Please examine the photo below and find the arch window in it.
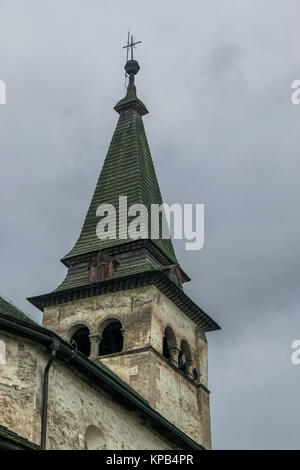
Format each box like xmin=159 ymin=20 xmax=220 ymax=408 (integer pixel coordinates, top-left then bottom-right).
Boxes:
xmin=99 ymin=321 xmax=123 ymax=356
xmin=70 ymin=326 xmax=91 ymax=357
xmin=162 ymin=326 xmax=176 ymax=361
xmin=178 ymin=340 xmax=192 ymax=375
xmin=163 ymin=336 xmax=171 ymax=360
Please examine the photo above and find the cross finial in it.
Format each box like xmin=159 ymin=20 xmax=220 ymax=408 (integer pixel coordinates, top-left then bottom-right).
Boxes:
xmin=123 ymin=32 xmax=142 ymax=62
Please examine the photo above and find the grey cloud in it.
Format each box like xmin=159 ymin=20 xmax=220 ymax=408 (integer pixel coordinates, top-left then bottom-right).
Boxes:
xmin=0 ymin=0 xmax=300 ymax=449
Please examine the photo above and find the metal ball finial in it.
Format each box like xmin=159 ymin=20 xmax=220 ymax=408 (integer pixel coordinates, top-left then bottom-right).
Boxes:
xmin=125 ymin=59 xmax=140 ymax=76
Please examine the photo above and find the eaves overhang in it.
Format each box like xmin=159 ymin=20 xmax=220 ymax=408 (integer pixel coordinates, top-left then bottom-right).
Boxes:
xmin=27 ymin=271 xmax=220 ymax=332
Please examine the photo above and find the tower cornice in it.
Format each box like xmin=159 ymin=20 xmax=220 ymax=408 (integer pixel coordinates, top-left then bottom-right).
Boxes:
xmin=27 ymin=271 xmax=220 ymax=332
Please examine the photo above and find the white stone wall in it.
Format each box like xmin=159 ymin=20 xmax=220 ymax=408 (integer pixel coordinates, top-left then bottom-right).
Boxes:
xmin=42 ymin=285 xmax=212 ymax=448
xmin=0 ymin=330 xmax=177 ymax=450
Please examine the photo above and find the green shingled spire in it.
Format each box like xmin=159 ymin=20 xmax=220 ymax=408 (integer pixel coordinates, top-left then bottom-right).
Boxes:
xmin=27 ymin=57 xmax=221 ymax=334
xmin=63 ymin=64 xmax=178 ymax=265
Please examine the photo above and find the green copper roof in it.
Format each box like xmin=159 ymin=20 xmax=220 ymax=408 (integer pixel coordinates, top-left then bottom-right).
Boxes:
xmin=63 ymin=82 xmax=178 ymax=265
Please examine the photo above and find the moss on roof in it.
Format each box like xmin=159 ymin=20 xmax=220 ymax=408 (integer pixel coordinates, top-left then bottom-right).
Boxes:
xmin=114 ymin=83 xmax=149 ymax=115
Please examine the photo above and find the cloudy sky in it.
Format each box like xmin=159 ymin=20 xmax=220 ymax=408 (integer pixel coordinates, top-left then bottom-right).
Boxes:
xmin=0 ymin=0 xmax=300 ymax=449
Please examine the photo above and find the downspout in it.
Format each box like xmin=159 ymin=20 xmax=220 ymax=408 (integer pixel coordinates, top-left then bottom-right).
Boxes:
xmin=41 ymin=339 xmax=60 ymax=450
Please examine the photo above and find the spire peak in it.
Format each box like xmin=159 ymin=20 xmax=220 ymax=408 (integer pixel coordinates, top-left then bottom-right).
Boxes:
xmin=123 ymin=32 xmax=142 ymax=87
xmin=115 ymin=34 xmax=148 ymax=116
xmin=123 ymin=32 xmax=142 ymax=63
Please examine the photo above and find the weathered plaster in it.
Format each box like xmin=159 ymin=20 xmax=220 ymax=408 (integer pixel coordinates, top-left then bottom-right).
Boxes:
xmin=0 ymin=331 xmax=177 ymax=450
xmin=43 ymin=285 xmax=212 ymax=448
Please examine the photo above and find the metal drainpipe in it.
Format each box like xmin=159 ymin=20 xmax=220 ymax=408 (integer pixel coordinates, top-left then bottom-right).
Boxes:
xmin=41 ymin=340 xmax=60 ymax=450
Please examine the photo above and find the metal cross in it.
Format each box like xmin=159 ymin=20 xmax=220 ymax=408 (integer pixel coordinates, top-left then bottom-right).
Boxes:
xmin=123 ymin=32 xmax=142 ymax=62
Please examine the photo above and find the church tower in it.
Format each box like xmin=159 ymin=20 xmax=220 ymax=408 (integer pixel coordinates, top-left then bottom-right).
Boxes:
xmin=28 ymin=50 xmax=220 ymax=450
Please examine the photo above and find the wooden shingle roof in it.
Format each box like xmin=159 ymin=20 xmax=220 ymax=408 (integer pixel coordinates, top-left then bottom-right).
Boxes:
xmin=63 ymin=82 xmax=178 ymax=266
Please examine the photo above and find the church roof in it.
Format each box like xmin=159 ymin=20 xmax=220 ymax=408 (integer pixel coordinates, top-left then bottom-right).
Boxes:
xmin=62 ymin=77 xmax=178 ymax=266
xmin=0 ymin=295 xmax=37 ymax=326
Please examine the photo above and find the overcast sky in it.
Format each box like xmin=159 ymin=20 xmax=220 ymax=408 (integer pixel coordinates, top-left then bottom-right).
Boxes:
xmin=0 ymin=0 xmax=300 ymax=450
